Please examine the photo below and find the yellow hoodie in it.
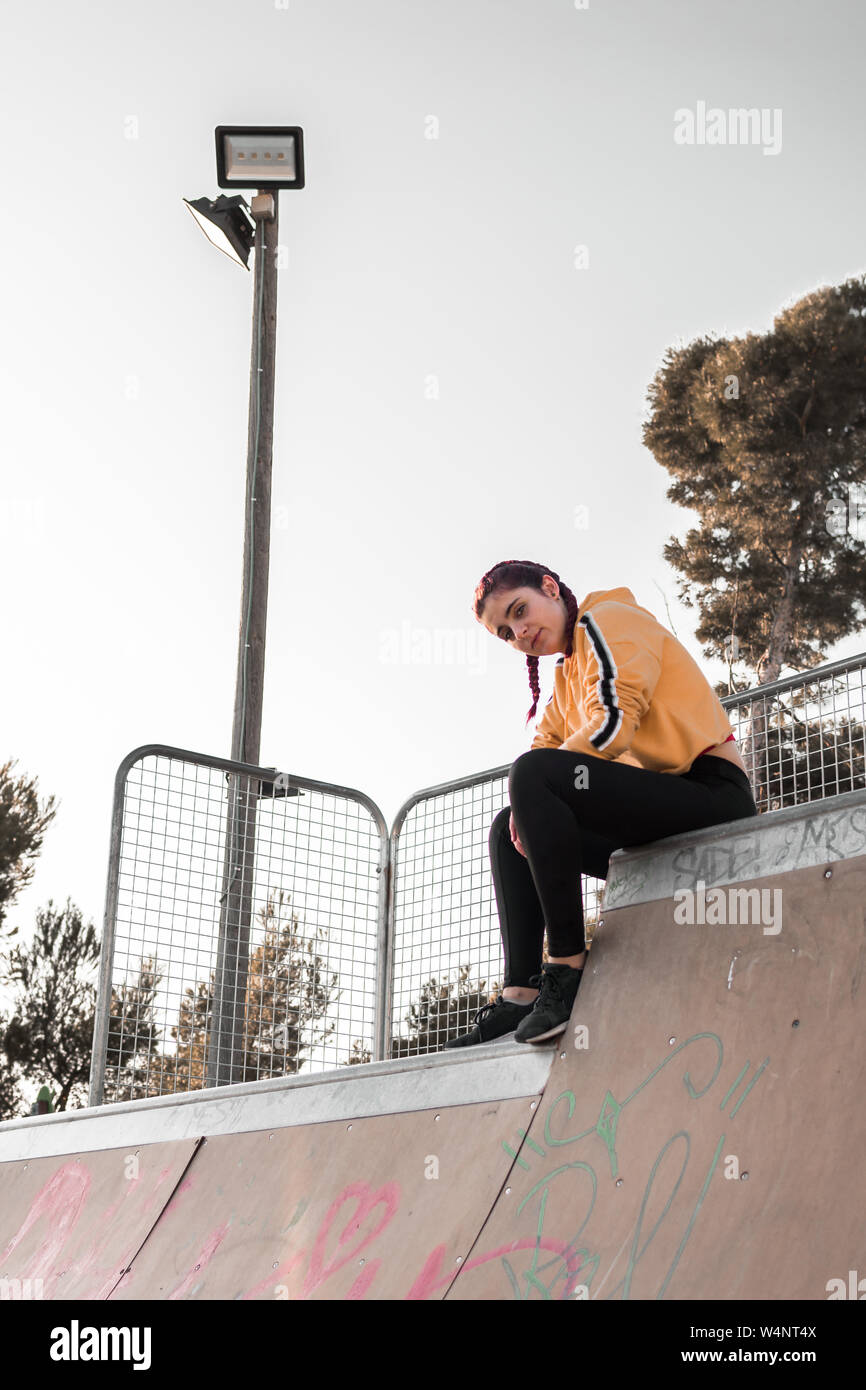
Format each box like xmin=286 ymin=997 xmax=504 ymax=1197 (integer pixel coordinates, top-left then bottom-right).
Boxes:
xmin=529 ymin=587 xmax=735 ymax=776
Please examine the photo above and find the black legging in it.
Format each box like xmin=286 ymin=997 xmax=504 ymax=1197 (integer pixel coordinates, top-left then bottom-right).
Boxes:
xmin=490 ymin=749 xmax=758 ymax=986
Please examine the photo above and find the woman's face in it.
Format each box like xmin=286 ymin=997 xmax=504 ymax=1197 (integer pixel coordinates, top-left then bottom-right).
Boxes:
xmin=481 ymin=577 xmax=567 ymax=656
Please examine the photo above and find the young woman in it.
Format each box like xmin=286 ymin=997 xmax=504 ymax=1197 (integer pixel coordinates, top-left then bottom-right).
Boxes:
xmin=445 ymin=559 xmax=758 ymax=1049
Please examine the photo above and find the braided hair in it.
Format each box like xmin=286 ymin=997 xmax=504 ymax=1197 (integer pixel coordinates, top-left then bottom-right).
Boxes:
xmin=472 ymin=560 xmax=579 ymax=728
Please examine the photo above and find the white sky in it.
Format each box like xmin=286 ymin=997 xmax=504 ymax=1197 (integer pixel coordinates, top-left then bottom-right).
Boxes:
xmin=2 ymin=0 xmax=866 ymax=962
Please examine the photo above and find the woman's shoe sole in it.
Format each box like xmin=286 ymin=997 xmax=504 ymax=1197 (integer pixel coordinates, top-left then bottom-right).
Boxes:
xmin=519 ymin=1021 xmax=568 ymax=1044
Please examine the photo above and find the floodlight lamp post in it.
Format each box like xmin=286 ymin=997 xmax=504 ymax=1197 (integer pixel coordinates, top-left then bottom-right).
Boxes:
xmin=184 ymin=126 xmax=305 ymax=769
xmin=184 ymin=126 xmax=305 ymax=1088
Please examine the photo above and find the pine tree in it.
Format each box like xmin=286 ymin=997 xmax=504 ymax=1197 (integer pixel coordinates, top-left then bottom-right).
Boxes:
xmin=644 ymin=275 xmax=866 ymax=683
xmin=0 ymin=1034 xmax=23 ymax=1120
xmin=240 ymin=888 xmax=340 ymax=1080
xmin=1 ymin=899 xmax=99 ymax=1112
xmin=643 ymin=274 xmax=866 ymax=802
xmin=142 ymin=888 xmax=341 ymax=1095
xmin=388 ymin=965 xmax=499 ymax=1058
xmin=104 ymin=956 xmax=164 ymax=1101
xmin=0 ymin=760 xmax=57 ymax=931
xmin=159 ymin=975 xmax=213 ymax=1095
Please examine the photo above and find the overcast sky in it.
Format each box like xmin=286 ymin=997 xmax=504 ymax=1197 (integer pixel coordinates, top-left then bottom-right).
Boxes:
xmin=2 ymin=0 xmax=865 ymax=955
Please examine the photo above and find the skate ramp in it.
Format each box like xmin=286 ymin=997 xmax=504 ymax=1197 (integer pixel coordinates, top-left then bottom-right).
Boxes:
xmin=0 ymin=1048 xmax=552 ymax=1300
xmin=1 ymin=788 xmax=864 ymax=1300
xmin=0 ymin=1140 xmax=200 ymax=1299
xmin=447 ymin=853 xmax=866 ymax=1299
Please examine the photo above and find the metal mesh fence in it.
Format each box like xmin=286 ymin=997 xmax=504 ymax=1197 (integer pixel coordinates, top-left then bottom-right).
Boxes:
xmin=91 ymin=748 xmax=387 ymax=1105
xmin=92 ymin=653 xmax=866 ymax=1098
xmin=386 ymin=651 xmax=866 ymax=1055
xmin=720 ymin=653 xmax=866 ymax=813
xmin=386 ymin=771 xmax=605 ymax=1058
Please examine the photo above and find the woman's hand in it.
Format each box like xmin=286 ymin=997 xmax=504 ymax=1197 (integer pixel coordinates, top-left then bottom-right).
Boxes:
xmin=510 ymin=812 xmax=527 ymax=857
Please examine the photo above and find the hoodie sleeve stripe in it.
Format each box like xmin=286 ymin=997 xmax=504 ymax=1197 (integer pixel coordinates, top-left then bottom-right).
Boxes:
xmin=579 ymin=612 xmax=623 ymax=749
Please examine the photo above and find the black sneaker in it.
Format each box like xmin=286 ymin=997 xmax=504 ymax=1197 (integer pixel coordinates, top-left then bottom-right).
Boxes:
xmin=514 ymin=962 xmax=584 ymax=1044
xmin=443 ymin=995 xmax=534 ymax=1048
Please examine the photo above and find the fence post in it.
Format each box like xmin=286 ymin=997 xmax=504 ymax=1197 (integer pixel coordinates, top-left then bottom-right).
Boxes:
xmin=206 ymin=769 xmax=259 ymax=1088
xmin=88 ymin=752 xmax=136 ymax=1108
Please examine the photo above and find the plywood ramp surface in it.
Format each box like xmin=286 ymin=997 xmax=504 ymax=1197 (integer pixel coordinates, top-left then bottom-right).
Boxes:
xmin=107 ymin=1097 xmax=537 ymax=1300
xmin=445 ymin=856 xmax=866 ymax=1300
xmin=0 ymin=1140 xmax=200 ymax=1299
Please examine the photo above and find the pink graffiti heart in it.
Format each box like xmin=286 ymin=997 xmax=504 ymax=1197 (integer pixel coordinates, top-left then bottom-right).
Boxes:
xmin=302 ymin=1181 xmax=399 ymax=1297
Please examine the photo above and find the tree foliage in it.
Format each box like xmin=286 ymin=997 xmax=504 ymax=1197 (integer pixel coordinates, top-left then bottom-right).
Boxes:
xmin=345 ymin=966 xmax=496 ymax=1065
xmin=0 ymin=759 xmax=57 ymax=931
xmin=105 ymin=888 xmax=341 ymax=1100
xmin=643 ymin=275 xmax=866 ymax=687
xmin=104 ymin=956 xmax=164 ymax=1101
xmin=1 ymin=898 xmax=99 ymax=1113
xmin=0 ymin=1040 xmax=23 ymax=1119
xmin=387 ymin=965 xmax=497 ymax=1058
xmin=241 ymin=888 xmax=340 ymax=1078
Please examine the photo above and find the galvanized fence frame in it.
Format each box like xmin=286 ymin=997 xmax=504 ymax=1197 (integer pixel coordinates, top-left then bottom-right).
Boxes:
xmin=384 ymin=765 xmax=608 ymax=1059
xmin=89 ymin=746 xmax=389 ymax=1106
xmin=716 ymin=651 xmax=866 ymax=812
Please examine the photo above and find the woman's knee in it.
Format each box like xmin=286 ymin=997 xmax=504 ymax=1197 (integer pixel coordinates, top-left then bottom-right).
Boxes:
xmin=489 ymin=804 xmax=512 ymax=845
xmin=508 ymin=748 xmax=547 ymax=801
